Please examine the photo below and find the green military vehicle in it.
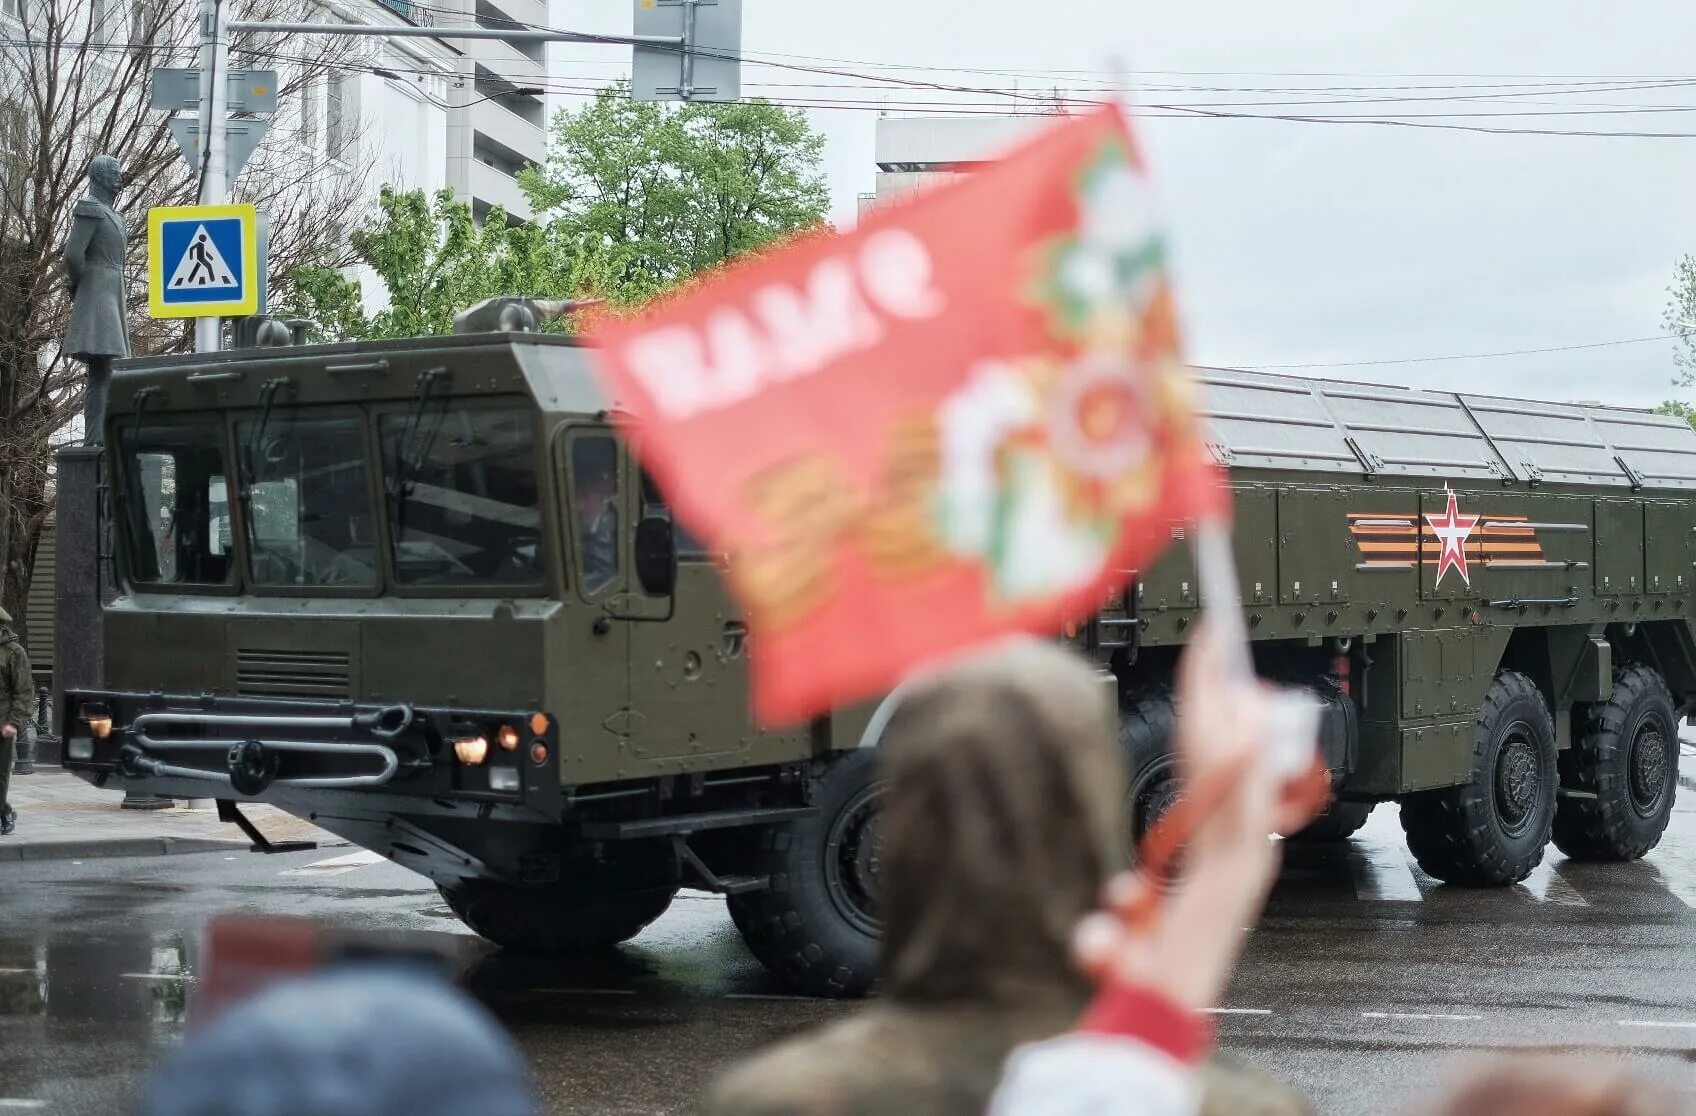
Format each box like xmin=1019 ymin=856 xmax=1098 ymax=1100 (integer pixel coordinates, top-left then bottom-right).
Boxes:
xmin=61 ymin=320 xmax=1694 ymax=997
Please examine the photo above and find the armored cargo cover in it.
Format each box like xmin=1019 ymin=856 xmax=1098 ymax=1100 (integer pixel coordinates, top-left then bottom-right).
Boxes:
xmin=1198 ymin=367 xmax=1696 ymax=490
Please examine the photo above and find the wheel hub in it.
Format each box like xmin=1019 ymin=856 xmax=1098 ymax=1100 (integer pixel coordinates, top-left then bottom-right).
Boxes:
xmin=1629 ymin=724 xmax=1669 ymax=816
xmin=1494 ymin=732 xmax=1541 ymax=827
xmin=824 ymin=786 xmax=882 ymax=935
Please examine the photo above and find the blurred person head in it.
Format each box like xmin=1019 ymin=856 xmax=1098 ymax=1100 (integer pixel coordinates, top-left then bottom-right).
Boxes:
xmin=711 ymin=639 xmax=1310 ymax=1116
xmin=1421 ymin=1057 xmax=1678 ymax=1116
xmin=707 ymin=639 xmax=1122 ymax=1116
xmin=139 ymin=967 xmax=537 ymax=1116
xmin=875 ymin=638 xmax=1125 ymax=1008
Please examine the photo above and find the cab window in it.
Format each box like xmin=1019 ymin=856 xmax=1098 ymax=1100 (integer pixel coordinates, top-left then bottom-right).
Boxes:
xmin=380 ymin=405 xmax=543 ymax=588
xmin=570 ymin=433 xmax=621 ymax=596
xmin=235 ymin=410 xmax=376 ymax=589
xmin=116 ymin=418 xmax=233 ymax=587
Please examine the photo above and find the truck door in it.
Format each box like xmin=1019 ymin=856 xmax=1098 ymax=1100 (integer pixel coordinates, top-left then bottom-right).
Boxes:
xmin=556 ymin=425 xmax=635 ymax=779
xmin=625 ymin=465 xmax=754 ymax=768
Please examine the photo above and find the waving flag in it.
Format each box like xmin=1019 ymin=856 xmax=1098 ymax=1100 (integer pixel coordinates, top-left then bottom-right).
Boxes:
xmin=592 ymin=103 xmax=1223 ymax=724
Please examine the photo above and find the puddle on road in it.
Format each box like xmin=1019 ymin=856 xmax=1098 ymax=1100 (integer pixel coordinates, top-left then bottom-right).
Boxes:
xmin=0 ymin=931 xmax=192 ymax=1027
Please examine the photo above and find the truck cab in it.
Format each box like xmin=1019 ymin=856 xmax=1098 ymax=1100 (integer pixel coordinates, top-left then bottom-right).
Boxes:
xmin=61 ymin=331 xmax=883 ymax=996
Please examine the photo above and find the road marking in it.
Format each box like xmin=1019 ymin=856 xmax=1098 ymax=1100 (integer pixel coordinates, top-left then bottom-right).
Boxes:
xmin=121 ymin=972 xmax=193 ymax=982
xmin=1202 ymin=1008 xmax=1274 ymax=1016
xmin=0 ymin=969 xmax=32 ymax=975
xmin=723 ymin=993 xmax=814 ymax=1002
xmin=280 ymin=849 xmax=385 ymax=877
xmin=1517 ymin=860 xmax=1589 ymax=907
xmin=529 ymin=988 xmax=635 ymax=996
xmin=1618 ymin=1019 xmax=1696 ymax=1029
xmin=0 ymin=1101 xmax=46 ymax=1109
xmin=1639 ymin=862 xmax=1696 ymax=911
xmin=1348 ymin=847 xmax=1425 ymax=902
xmin=1361 ymin=1011 xmax=1483 ymax=1022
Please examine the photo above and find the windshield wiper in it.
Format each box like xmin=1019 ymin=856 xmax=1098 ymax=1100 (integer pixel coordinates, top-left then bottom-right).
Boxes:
xmin=389 ymin=367 xmax=448 ymax=540
xmin=239 ymin=377 xmax=290 ymax=503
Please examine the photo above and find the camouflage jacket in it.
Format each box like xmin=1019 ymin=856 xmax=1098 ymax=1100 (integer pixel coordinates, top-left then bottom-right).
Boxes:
xmin=0 ymin=628 xmax=33 ymax=729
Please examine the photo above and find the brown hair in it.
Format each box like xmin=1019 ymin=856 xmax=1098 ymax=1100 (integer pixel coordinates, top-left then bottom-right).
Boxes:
xmin=876 ymin=638 xmax=1126 ymax=1006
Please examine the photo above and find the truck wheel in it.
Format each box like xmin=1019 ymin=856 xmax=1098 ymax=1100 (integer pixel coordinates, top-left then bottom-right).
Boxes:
xmin=1290 ymin=801 xmax=1373 ymax=842
xmin=439 ymin=880 xmax=676 ymax=952
xmin=1553 ymin=665 xmax=1679 ymax=862
xmin=1119 ymin=691 xmax=1179 ymax=852
xmin=726 ymin=748 xmax=882 ymax=998
xmin=1399 ymin=671 xmax=1557 ymax=886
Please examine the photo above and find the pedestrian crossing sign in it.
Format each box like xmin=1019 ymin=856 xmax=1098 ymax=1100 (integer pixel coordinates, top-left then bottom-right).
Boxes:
xmin=147 ymin=203 xmax=260 ymax=318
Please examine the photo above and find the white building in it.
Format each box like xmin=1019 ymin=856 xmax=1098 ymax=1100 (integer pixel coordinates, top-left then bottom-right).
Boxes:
xmin=433 ymin=0 xmax=548 ymax=225
xmin=861 ymin=115 xmax=1050 ymax=216
xmin=304 ymin=0 xmax=545 ymax=224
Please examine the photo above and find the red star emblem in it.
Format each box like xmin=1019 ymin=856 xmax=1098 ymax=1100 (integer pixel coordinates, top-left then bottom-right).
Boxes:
xmin=1424 ymin=485 xmax=1480 ymax=588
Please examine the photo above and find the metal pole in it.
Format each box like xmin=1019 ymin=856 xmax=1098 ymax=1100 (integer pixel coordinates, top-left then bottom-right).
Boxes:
xmin=194 ymin=0 xmax=229 ymax=353
xmin=227 ymin=20 xmax=681 ymax=46
xmin=679 ymin=0 xmax=696 ymax=100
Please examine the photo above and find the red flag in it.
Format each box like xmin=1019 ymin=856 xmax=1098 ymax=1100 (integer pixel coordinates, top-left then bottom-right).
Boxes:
xmin=592 ymin=103 xmax=1223 ymax=725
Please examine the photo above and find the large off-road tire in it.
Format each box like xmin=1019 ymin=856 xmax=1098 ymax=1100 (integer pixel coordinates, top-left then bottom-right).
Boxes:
xmin=439 ymin=880 xmax=676 ymax=953
xmin=1291 ymin=801 xmax=1373 ymax=842
xmin=726 ymin=748 xmax=882 ymax=998
xmin=1399 ymin=670 xmax=1557 ymax=886
xmin=1553 ymin=664 xmax=1679 ymax=862
xmin=1119 ymin=690 xmax=1179 ymax=853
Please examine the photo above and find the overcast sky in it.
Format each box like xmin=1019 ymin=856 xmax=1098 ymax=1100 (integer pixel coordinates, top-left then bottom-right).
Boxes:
xmin=557 ymin=1 xmax=1696 ymax=409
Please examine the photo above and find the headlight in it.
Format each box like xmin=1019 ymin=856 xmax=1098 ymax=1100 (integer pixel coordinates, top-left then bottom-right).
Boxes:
xmin=488 ymin=768 xmax=520 ymax=793
xmin=497 ymin=724 xmax=521 ymax=752
xmin=452 ymin=736 xmax=489 ymax=765
xmin=82 ymin=703 xmax=113 ymax=739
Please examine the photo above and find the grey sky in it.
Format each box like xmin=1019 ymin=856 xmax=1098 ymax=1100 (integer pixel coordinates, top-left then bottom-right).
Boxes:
xmin=561 ymin=1 xmax=1696 ymax=409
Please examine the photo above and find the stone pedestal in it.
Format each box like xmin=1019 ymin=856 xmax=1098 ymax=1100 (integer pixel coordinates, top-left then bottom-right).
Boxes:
xmin=54 ymin=446 xmax=170 ymax=808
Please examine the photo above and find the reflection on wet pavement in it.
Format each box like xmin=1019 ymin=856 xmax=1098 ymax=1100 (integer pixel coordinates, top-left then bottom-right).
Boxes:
xmin=1 ymin=787 xmax=1695 ymax=1114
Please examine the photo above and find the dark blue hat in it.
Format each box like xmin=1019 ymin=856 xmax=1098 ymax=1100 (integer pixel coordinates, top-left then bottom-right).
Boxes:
xmin=139 ymin=969 xmax=537 ymax=1116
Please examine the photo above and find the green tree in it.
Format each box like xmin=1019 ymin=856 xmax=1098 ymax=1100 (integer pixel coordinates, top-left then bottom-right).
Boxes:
xmin=1660 ymin=256 xmax=1696 ymax=422
xmin=1654 ymin=399 xmax=1696 ymax=431
xmin=286 ymin=86 xmax=830 ymax=340
xmin=279 ymin=187 xmax=599 ymax=341
xmin=520 ymin=84 xmax=829 ymax=300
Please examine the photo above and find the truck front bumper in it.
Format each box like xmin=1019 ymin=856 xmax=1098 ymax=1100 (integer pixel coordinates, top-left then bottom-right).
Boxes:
xmin=60 ymin=689 xmax=563 ymax=821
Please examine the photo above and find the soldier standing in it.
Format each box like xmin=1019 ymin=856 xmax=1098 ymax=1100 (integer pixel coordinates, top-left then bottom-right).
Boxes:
xmin=0 ymin=606 xmax=30 ymax=835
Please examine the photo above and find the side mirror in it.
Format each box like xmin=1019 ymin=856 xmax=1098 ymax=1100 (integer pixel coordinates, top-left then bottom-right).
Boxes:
xmin=634 ymin=512 xmax=677 ymax=597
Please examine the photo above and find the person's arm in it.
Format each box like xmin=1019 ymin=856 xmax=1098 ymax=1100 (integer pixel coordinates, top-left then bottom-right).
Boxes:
xmin=989 ymin=623 xmax=1322 ymax=1116
xmin=62 ymin=214 xmax=96 ymax=293
xmin=989 ymin=983 xmax=1208 ymax=1116
xmin=2 ymin=644 xmax=31 ymax=736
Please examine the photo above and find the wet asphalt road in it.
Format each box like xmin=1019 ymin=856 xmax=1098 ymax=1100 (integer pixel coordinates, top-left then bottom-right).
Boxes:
xmin=3 ymin=776 xmax=1696 ymax=1115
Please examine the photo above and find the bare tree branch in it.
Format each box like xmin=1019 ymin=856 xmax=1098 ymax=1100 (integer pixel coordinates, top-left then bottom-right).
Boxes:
xmin=0 ymin=0 xmax=372 ymax=629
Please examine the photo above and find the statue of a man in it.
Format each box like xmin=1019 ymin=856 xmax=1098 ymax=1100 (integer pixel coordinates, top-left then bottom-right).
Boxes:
xmin=62 ymin=155 xmax=131 ymax=445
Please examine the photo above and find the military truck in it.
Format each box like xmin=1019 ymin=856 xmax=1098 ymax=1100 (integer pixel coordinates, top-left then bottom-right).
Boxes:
xmin=60 ymin=324 xmax=1694 ymax=997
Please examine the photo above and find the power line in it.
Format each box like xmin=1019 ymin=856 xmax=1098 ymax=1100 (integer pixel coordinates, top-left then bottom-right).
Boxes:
xmin=1239 ymin=335 xmax=1676 ymax=370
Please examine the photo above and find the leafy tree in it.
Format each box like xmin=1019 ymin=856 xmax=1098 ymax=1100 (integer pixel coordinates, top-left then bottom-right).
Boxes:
xmin=288 ymin=87 xmax=830 ymax=340
xmin=1654 ymin=400 xmax=1696 ymax=430
xmin=520 ymin=84 xmax=830 ymax=301
xmin=279 ymin=187 xmax=609 ymax=341
xmin=1659 ymin=257 xmax=1696 ymax=425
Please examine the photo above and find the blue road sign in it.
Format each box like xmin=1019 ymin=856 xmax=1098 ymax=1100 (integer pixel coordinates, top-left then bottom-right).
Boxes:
xmin=148 ymin=203 xmax=259 ymax=318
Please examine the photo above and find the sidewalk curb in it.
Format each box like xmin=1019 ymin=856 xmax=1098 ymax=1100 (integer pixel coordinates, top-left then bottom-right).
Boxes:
xmin=0 ymin=836 xmax=250 ymax=862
